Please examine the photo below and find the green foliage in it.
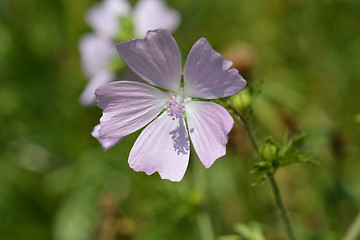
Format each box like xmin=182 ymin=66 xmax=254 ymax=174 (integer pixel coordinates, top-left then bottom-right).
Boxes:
xmin=252 ymin=133 xmax=316 ymax=184
xmin=218 ymin=235 xmax=242 ymax=240
xmin=106 ymin=57 xmax=126 ymax=72
xmin=0 ymin=0 xmax=360 ymax=239
xmin=355 ymin=114 xmax=360 ymax=123
xmin=279 ymin=132 xmax=316 ymax=167
xmin=218 ymin=222 xmax=265 ymax=240
xmin=248 ymin=80 xmax=263 ymax=100
xmin=234 ymin=222 xmax=265 ymax=240
xmin=115 ymin=15 xmax=135 ymax=42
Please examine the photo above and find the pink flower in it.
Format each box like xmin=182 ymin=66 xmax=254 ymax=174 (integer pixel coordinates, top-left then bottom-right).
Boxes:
xmin=95 ymin=29 xmax=247 ymax=181
xmin=79 ymin=0 xmax=181 ymax=105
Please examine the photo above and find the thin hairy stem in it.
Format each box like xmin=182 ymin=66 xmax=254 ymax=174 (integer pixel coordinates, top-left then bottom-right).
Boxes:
xmin=229 ymin=104 xmax=296 ymax=240
xmin=268 ymin=175 xmax=296 ymax=240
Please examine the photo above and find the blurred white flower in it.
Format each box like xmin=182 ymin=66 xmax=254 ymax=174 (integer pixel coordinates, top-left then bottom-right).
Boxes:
xmin=79 ymin=0 xmax=181 ymax=105
xmin=86 ymin=0 xmax=131 ymax=39
xmin=132 ymin=0 xmax=181 ymax=37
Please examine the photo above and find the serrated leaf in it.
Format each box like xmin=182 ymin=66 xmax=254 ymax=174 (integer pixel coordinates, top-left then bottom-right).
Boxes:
xmin=280 ymin=132 xmax=306 ymax=157
xmin=248 ymin=80 xmax=263 ymax=99
xmin=251 ymin=173 xmax=269 ymax=186
xmin=278 ymin=132 xmax=316 ymax=167
xmin=252 ymin=133 xmax=315 ymax=184
xmin=251 ymin=161 xmax=273 ymax=185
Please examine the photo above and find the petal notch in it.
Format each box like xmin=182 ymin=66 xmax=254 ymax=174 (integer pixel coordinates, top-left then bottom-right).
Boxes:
xmin=129 ymin=113 xmax=190 ymax=182
xmin=184 ymin=38 xmax=246 ymax=99
xmin=117 ymin=29 xmax=182 ymax=91
xmin=185 ymin=101 xmax=234 ymax=168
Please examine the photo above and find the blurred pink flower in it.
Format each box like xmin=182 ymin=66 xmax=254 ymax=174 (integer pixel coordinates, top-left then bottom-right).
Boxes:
xmin=95 ymin=29 xmax=247 ymax=181
xmin=79 ymin=0 xmax=181 ymax=105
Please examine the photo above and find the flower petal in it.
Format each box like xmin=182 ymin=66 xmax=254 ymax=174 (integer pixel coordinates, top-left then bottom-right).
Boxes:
xmin=129 ymin=112 xmax=190 ymax=182
xmin=184 ymin=38 xmax=247 ymax=99
xmin=92 ymin=124 xmax=123 ymax=150
xmin=133 ymin=0 xmax=181 ymax=37
xmin=117 ymin=29 xmax=182 ymax=91
xmin=96 ymin=81 xmax=169 ymax=138
xmin=80 ymin=69 xmax=114 ymax=106
xmin=86 ymin=0 xmax=131 ymax=38
xmin=185 ymin=101 xmax=234 ymax=168
xmin=79 ymin=34 xmax=116 ymax=77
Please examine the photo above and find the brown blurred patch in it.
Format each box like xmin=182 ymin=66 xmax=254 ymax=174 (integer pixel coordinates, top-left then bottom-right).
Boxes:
xmin=330 ymin=130 xmax=345 ymax=159
xmin=97 ymin=194 xmax=136 ymax=240
xmin=278 ymin=109 xmax=299 ymax=137
xmin=222 ymin=42 xmax=257 ymax=81
xmin=97 ymin=194 xmax=118 ymax=240
xmin=303 ymin=211 xmax=325 ymax=234
xmin=229 ymin=124 xmax=252 ymax=157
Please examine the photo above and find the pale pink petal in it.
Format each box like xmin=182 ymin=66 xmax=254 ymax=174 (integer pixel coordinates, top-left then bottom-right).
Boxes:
xmin=79 ymin=34 xmax=116 ymax=77
xmin=184 ymin=38 xmax=247 ymax=99
xmin=80 ymin=70 xmax=114 ymax=106
xmin=86 ymin=0 xmax=131 ymax=38
xmin=133 ymin=0 xmax=181 ymax=37
xmin=185 ymin=101 xmax=234 ymax=168
xmin=129 ymin=112 xmax=190 ymax=182
xmin=117 ymin=29 xmax=181 ymax=91
xmin=96 ymin=81 xmax=169 ymax=138
xmin=92 ymin=124 xmax=123 ymax=150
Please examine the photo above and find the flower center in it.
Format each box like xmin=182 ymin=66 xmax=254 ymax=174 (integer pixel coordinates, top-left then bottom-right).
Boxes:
xmin=164 ymin=94 xmax=186 ymax=120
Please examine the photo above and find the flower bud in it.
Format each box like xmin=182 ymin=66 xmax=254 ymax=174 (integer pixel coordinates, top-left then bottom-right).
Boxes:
xmin=230 ymin=89 xmax=251 ymax=112
xmin=260 ymin=140 xmax=279 ymax=162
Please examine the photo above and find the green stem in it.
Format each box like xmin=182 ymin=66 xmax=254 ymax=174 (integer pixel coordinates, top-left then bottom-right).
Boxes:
xmin=229 ymin=104 xmax=296 ymax=240
xmin=192 ymin=155 xmax=216 ymax=240
xmin=268 ymin=175 xmax=296 ymax=240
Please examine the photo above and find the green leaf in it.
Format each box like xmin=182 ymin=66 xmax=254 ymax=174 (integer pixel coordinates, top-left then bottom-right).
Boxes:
xmin=278 ymin=132 xmax=316 ymax=167
xmin=218 ymin=222 xmax=265 ymax=240
xmin=248 ymin=79 xmax=263 ymax=99
xmin=251 ymin=161 xmax=273 ymax=185
xmin=218 ymin=235 xmax=242 ymax=240
xmin=251 ymin=133 xmax=316 ymax=184
xmin=234 ymin=222 xmax=265 ymax=240
xmin=280 ymin=132 xmax=306 ymax=156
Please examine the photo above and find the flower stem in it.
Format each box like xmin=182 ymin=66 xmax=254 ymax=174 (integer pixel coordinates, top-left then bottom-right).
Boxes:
xmin=229 ymin=104 xmax=296 ymax=240
xmin=268 ymin=175 xmax=296 ymax=240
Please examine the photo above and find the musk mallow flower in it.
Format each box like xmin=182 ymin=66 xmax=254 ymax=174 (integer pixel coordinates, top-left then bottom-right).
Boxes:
xmin=79 ymin=0 xmax=180 ymax=105
xmin=94 ymin=29 xmax=247 ymax=182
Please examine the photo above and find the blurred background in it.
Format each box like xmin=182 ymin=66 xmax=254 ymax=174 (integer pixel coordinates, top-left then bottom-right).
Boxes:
xmin=0 ymin=0 xmax=360 ymax=239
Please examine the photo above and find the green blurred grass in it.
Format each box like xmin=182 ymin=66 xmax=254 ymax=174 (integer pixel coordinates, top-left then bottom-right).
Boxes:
xmin=0 ymin=0 xmax=360 ymax=239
